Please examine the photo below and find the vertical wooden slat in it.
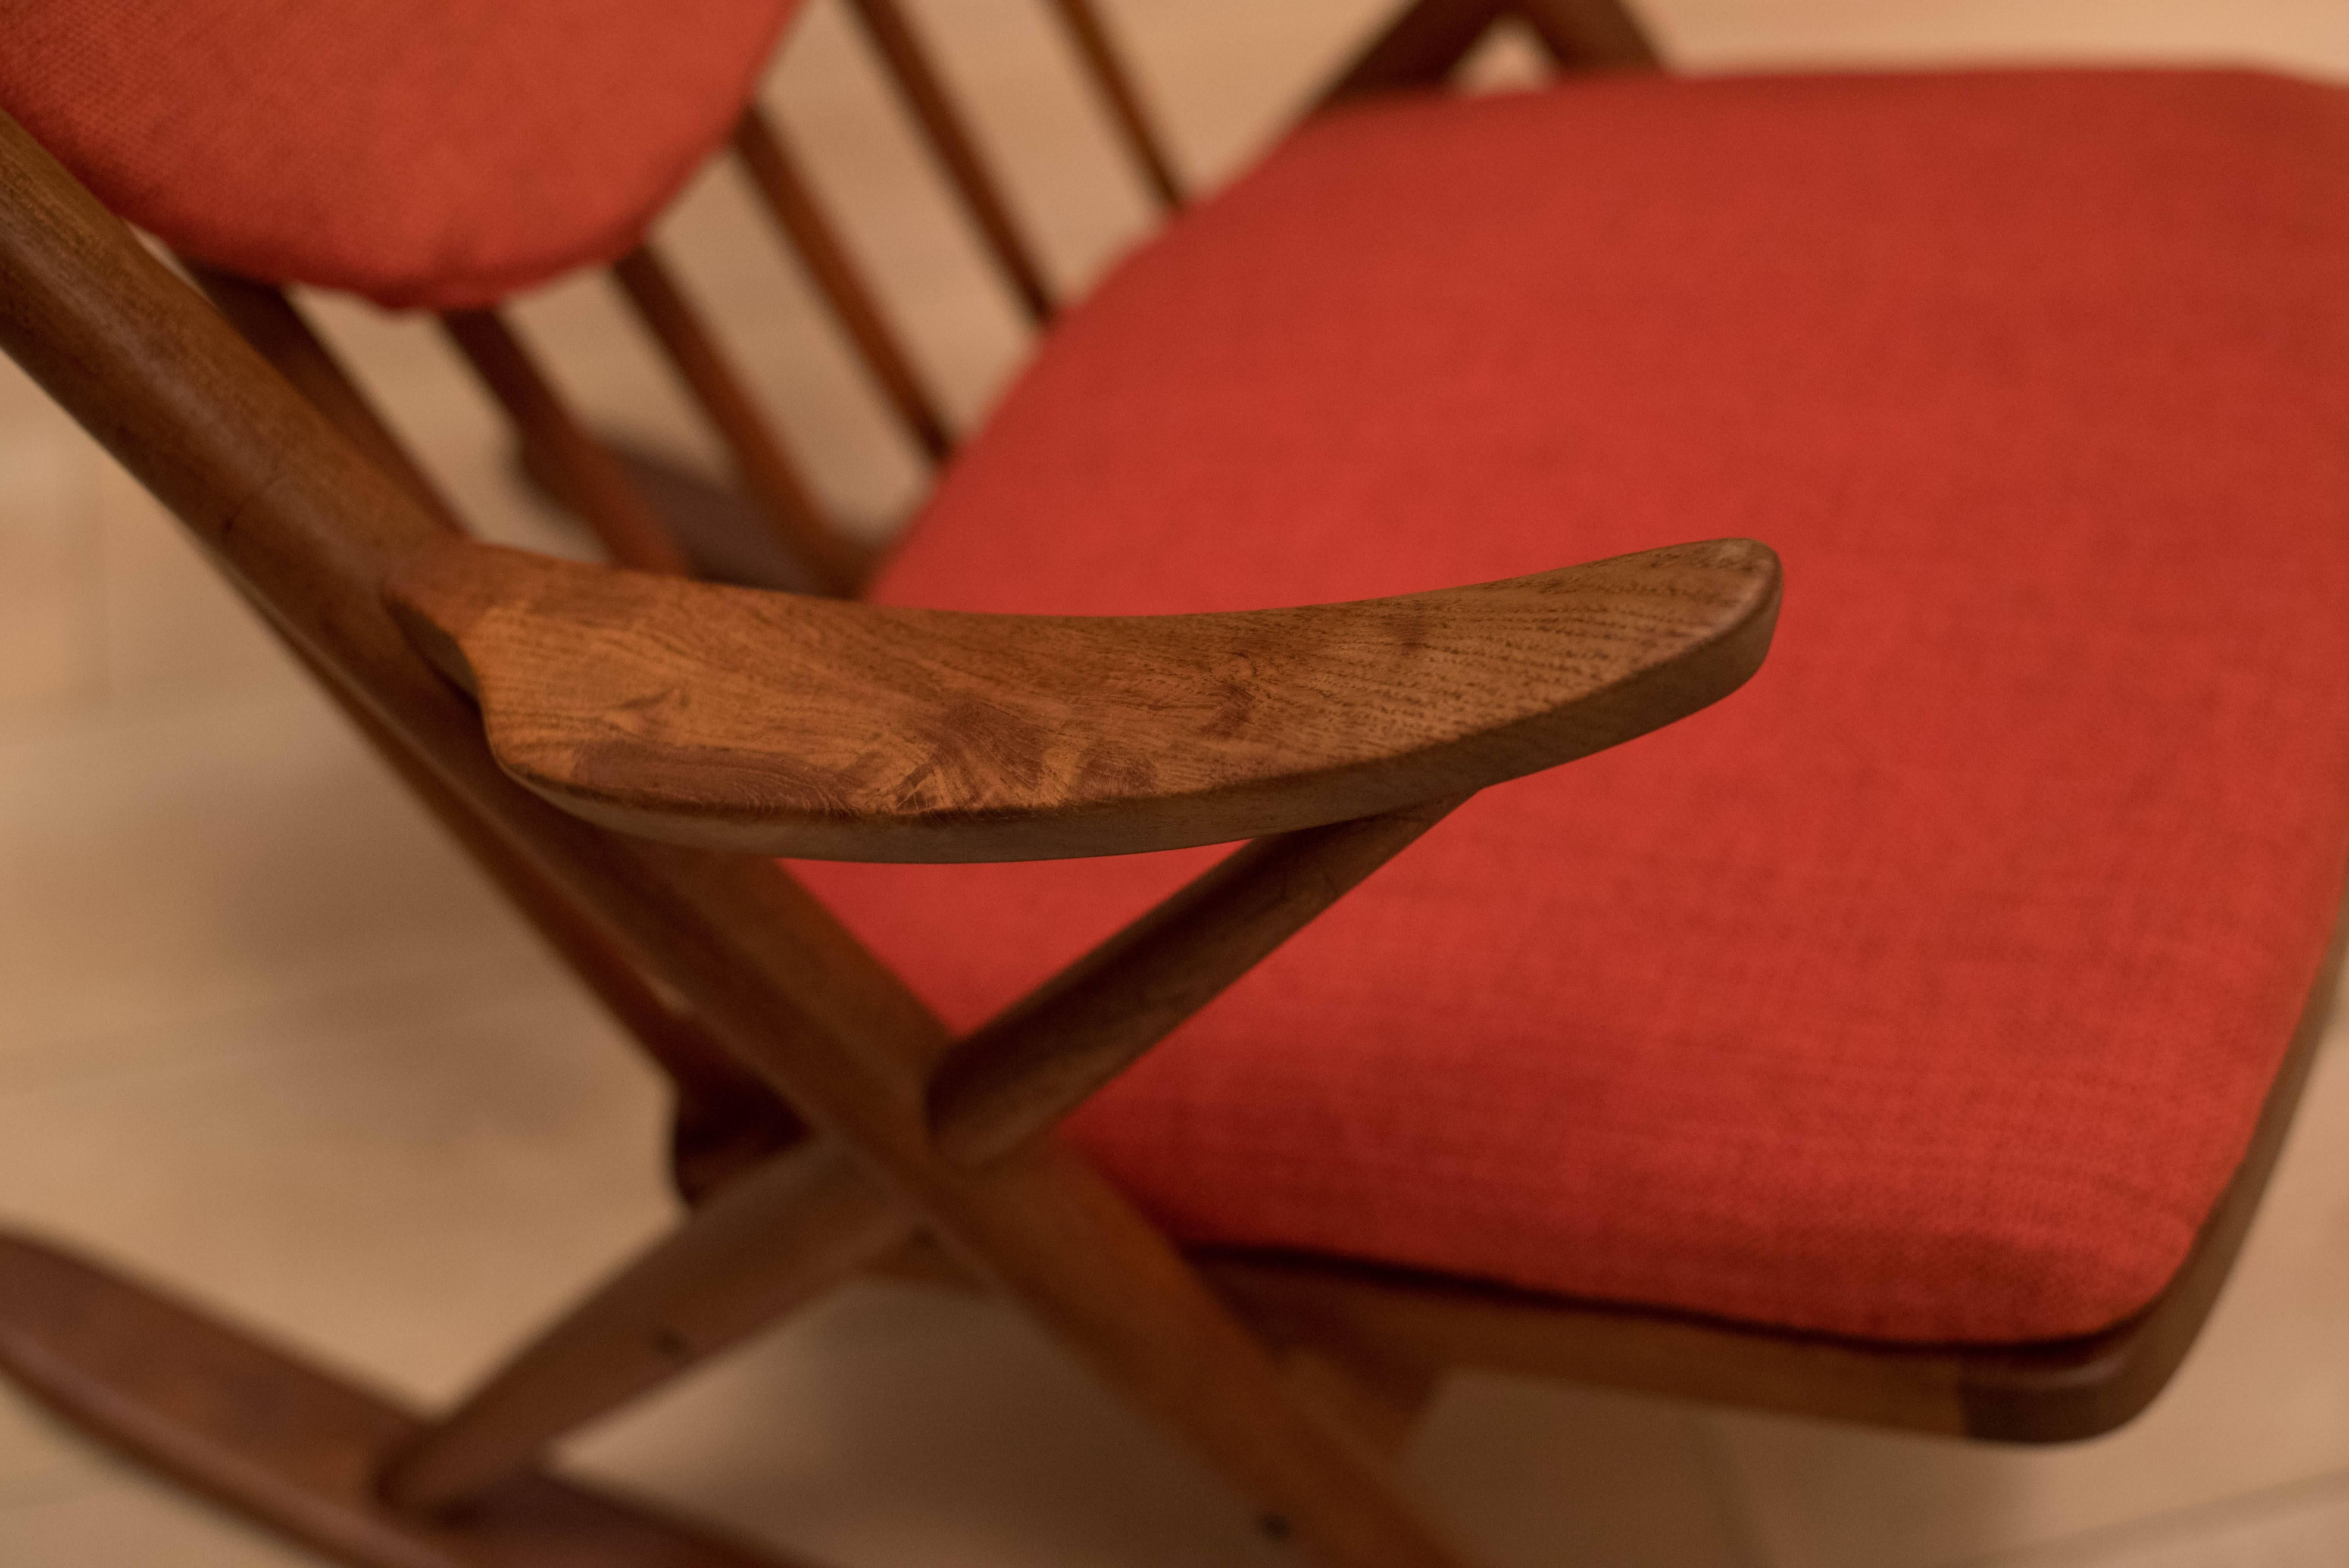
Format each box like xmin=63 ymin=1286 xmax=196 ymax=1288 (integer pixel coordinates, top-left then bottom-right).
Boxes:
xmin=1044 ymin=0 xmax=1185 ymax=210
xmin=1319 ymin=0 xmax=1660 ymax=110
xmin=733 ymin=107 xmax=955 ymax=464
xmin=1515 ymin=0 xmax=1663 ymax=70
xmin=609 ymin=246 xmax=875 ymax=597
xmin=1317 ymin=0 xmax=1513 ymax=107
xmin=438 ymin=308 xmax=692 ymax=575
xmin=841 ymin=0 xmax=1058 ymax=324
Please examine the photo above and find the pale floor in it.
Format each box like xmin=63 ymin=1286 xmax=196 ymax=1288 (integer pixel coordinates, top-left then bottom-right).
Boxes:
xmin=4 ymin=2 xmax=2349 ymax=1564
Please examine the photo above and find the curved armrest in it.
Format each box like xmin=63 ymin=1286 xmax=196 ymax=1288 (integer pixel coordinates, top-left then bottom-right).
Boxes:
xmin=385 ymin=537 xmax=1780 ymax=862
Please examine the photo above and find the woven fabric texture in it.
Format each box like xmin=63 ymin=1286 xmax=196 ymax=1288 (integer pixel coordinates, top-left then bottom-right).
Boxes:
xmin=797 ymin=68 xmax=2349 ymax=1345
xmin=0 ymin=0 xmax=796 ymax=308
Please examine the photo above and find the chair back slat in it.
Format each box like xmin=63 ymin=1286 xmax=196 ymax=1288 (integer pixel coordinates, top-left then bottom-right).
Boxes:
xmin=1321 ymin=0 xmax=1515 ymax=106
xmin=1516 ymin=0 xmax=1661 ymax=70
xmin=1321 ymin=0 xmax=1656 ymax=107
xmin=733 ymin=107 xmax=956 ymax=464
xmin=438 ymin=308 xmax=693 ymax=575
xmin=1044 ymin=0 xmax=1185 ymax=210
xmin=843 ymin=0 xmax=1058 ymax=324
xmin=610 ymin=245 xmax=875 ymax=597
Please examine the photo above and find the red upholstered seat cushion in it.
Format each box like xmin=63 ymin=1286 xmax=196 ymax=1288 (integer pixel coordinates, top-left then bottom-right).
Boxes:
xmin=0 ymin=0 xmax=796 ymax=308
xmin=795 ymin=68 xmax=2349 ymax=1345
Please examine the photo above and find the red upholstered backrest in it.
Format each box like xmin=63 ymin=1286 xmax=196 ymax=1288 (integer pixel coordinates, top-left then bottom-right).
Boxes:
xmin=0 ymin=0 xmax=800 ymax=308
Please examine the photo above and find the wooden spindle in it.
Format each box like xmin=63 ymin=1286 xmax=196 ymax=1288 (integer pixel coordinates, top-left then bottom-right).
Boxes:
xmin=842 ymin=0 xmax=1058 ymax=324
xmin=1319 ymin=0 xmax=1658 ymax=110
xmin=1516 ymin=0 xmax=1663 ymax=70
xmin=1044 ymin=0 xmax=1185 ymax=210
xmin=1318 ymin=0 xmax=1513 ymax=107
xmin=610 ymin=246 xmax=876 ymax=597
xmin=732 ymin=107 xmax=955 ymax=463
xmin=439 ymin=309 xmax=691 ymax=574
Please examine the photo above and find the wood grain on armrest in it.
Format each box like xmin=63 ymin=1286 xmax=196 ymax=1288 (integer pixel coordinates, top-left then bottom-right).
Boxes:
xmin=385 ymin=536 xmax=1780 ymax=862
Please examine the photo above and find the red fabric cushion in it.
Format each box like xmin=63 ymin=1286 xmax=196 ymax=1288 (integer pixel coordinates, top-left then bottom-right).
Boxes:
xmin=0 ymin=0 xmax=796 ymax=308
xmin=796 ymin=69 xmax=2349 ymax=1345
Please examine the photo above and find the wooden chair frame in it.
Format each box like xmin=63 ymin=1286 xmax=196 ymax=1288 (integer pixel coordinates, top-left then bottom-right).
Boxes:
xmin=0 ymin=3 xmax=2332 ymax=1564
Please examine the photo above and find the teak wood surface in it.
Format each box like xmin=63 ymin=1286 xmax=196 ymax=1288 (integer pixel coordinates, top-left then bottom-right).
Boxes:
xmin=0 ymin=0 xmax=2337 ymax=1563
xmin=386 ymin=537 xmax=1779 ymax=861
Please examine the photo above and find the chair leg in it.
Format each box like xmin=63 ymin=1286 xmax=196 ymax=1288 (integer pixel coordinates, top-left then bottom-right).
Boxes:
xmin=535 ymin=840 xmax=1483 ymax=1566
xmin=1277 ymin=1348 xmax=1441 ymax=1462
xmin=864 ymin=1229 xmax=1442 ymax=1461
xmin=380 ymin=1139 xmax=912 ymax=1513
xmin=923 ymin=1144 xmax=1478 ymax=1568
xmin=378 ymin=1133 xmax=1463 ymax=1557
xmin=0 ymin=1229 xmax=820 ymax=1568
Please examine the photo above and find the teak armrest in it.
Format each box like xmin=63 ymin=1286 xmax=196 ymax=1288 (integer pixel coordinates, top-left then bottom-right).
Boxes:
xmin=385 ymin=537 xmax=1780 ymax=862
